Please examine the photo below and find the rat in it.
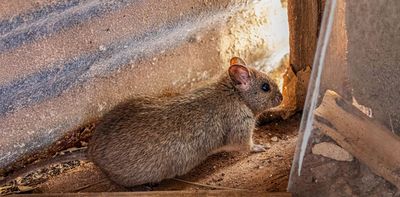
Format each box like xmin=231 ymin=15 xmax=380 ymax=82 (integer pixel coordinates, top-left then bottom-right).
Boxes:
xmin=0 ymin=57 xmax=282 ymax=188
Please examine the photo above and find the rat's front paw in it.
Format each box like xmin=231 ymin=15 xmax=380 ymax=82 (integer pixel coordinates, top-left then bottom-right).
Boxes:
xmin=251 ymin=144 xmax=266 ymax=153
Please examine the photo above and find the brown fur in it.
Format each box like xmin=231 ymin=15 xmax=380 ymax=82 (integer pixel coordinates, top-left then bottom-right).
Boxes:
xmin=88 ymin=57 xmax=282 ymax=187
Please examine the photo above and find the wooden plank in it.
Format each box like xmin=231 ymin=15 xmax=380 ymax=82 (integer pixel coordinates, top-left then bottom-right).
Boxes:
xmin=12 ymin=191 xmax=291 ymax=197
xmin=281 ymin=0 xmax=324 ymax=114
xmin=287 ymin=0 xmax=325 ymax=72
xmin=314 ymin=90 xmax=400 ymax=189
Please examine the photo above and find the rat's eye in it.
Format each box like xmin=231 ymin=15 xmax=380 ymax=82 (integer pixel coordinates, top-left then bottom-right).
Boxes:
xmin=261 ymin=83 xmax=270 ymax=92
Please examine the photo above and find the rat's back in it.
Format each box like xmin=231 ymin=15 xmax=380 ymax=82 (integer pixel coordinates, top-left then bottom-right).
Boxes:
xmin=87 ymin=56 xmax=278 ymax=187
xmin=88 ymin=92 xmax=228 ymax=187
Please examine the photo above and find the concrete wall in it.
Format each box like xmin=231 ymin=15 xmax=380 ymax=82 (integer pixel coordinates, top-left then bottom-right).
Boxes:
xmin=289 ymin=0 xmax=400 ymax=195
xmin=0 ymin=0 xmax=234 ymax=168
xmin=346 ymin=0 xmax=400 ymax=135
xmin=0 ymin=0 xmax=289 ymax=169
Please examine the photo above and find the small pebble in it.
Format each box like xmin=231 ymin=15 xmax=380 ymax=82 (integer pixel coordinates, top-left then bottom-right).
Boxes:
xmin=99 ymin=45 xmax=106 ymax=51
xmin=265 ymin=143 xmax=272 ymax=149
xmin=271 ymin=136 xmax=278 ymax=142
xmin=80 ymin=141 xmax=88 ymax=146
xmin=312 ymin=142 xmax=353 ymax=161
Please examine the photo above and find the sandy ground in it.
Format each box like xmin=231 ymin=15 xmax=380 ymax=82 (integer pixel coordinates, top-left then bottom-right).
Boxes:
xmin=0 ymin=114 xmax=300 ymax=195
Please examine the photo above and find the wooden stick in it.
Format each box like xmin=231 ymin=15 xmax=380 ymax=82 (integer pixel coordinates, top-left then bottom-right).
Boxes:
xmin=314 ymin=90 xmax=400 ymax=189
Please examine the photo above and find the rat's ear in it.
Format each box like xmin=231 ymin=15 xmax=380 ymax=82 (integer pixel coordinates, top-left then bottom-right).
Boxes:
xmin=229 ymin=64 xmax=251 ymax=91
xmin=230 ymin=57 xmax=247 ymax=67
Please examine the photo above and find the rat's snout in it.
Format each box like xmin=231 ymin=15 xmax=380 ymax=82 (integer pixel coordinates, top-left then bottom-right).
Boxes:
xmin=273 ymin=92 xmax=283 ymax=107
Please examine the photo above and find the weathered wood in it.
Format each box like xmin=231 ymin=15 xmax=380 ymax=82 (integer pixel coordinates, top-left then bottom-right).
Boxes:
xmin=12 ymin=191 xmax=291 ymax=197
xmin=314 ymin=90 xmax=400 ymax=189
xmin=279 ymin=0 xmax=324 ymax=115
xmin=287 ymin=0 xmax=325 ymax=73
xmin=259 ymin=0 xmax=325 ymax=122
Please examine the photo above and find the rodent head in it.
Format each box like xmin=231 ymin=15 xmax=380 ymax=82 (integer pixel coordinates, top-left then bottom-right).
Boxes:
xmin=228 ymin=57 xmax=283 ymax=115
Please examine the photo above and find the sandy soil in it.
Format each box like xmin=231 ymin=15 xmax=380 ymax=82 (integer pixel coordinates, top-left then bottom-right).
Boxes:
xmin=0 ymin=114 xmax=300 ymax=195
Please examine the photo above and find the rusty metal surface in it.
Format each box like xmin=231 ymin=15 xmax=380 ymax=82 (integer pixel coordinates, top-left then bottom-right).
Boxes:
xmin=0 ymin=0 xmax=246 ymax=168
